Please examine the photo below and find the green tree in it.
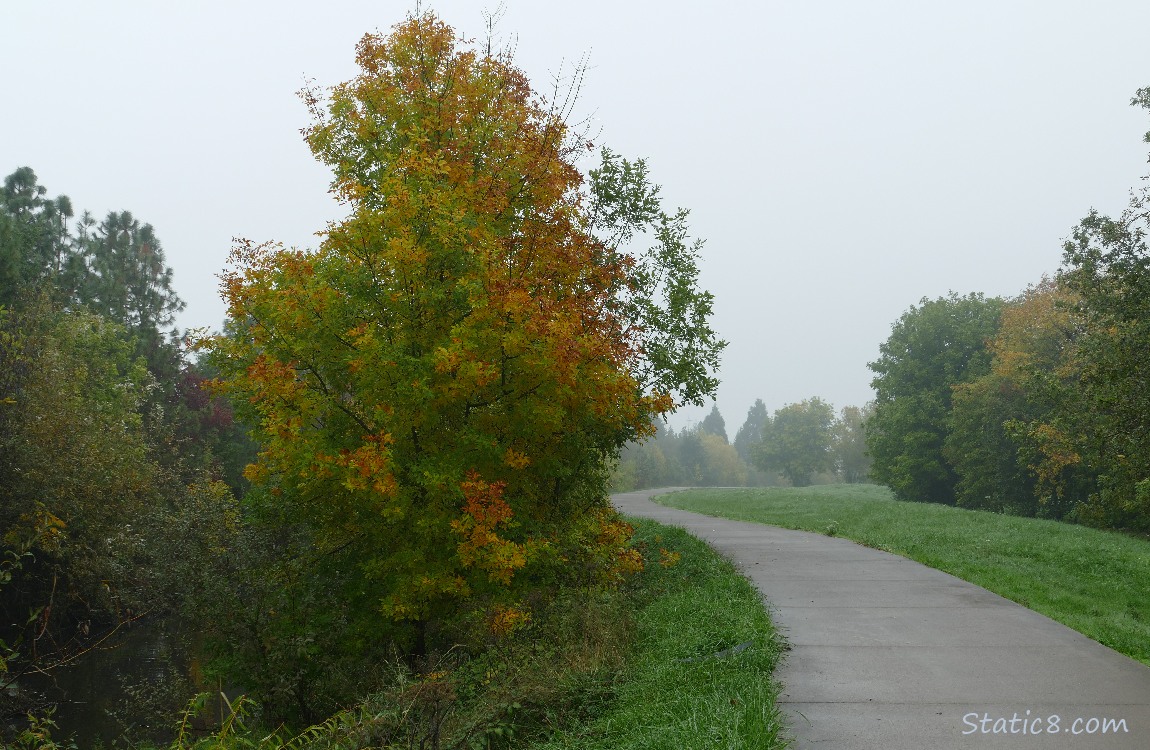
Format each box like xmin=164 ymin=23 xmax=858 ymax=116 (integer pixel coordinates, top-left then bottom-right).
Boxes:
xmin=676 ymin=428 xmax=707 ymax=484
xmin=866 ymin=293 xmax=1003 ymax=504
xmin=832 ymin=404 xmax=873 ymax=483
xmin=613 ymin=418 xmax=682 ymax=491
xmin=944 ymin=280 xmax=1087 ymax=518
xmin=0 ymin=174 xmax=237 ymax=738
xmin=699 ymin=403 xmax=728 ymax=442
xmin=75 ymin=210 xmax=185 ymax=381
xmin=733 ymin=399 xmax=768 ymax=462
xmin=0 ymin=302 xmax=176 ymax=721
xmin=612 ymin=434 xmax=672 ymax=491
xmin=0 ymin=168 xmax=78 ymax=305
xmin=0 ymin=170 xmax=185 ymax=389
xmin=945 ymin=372 xmax=1036 ymax=514
xmin=753 ymin=398 xmax=835 ymax=486
xmin=204 ymin=11 xmax=723 ymax=715
xmin=1056 ymin=88 xmax=1150 ymax=529
xmin=671 ymin=426 xmax=746 ymax=486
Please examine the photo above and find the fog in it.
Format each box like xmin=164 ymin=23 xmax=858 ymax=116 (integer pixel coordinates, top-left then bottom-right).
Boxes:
xmin=5 ymin=0 xmax=1149 ymax=428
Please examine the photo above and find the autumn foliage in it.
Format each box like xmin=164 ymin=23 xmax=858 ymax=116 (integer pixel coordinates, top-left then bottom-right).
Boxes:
xmin=204 ymin=12 xmax=721 ymax=660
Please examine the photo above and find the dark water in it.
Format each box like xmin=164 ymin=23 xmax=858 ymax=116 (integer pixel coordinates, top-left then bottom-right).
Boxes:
xmin=20 ymin=620 xmax=193 ymax=747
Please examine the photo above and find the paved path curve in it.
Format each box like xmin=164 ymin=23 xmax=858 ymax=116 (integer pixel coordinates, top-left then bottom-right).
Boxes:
xmin=613 ymin=488 xmax=1150 ymax=749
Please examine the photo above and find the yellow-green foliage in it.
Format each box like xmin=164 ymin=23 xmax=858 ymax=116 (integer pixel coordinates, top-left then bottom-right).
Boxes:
xmin=199 ymin=12 xmax=721 ymax=721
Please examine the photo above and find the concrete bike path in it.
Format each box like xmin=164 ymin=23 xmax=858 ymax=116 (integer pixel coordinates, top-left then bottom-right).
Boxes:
xmin=613 ymin=488 xmax=1150 ymax=749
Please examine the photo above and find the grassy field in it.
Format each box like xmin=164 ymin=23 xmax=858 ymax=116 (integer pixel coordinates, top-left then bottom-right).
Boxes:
xmin=656 ymin=484 xmax=1150 ymax=667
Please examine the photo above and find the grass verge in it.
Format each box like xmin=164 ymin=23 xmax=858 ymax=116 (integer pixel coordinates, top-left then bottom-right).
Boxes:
xmin=536 ymin=519 xmax=788 ymax=750
xmin=656 ymin=484 xmax=1150 ymax=666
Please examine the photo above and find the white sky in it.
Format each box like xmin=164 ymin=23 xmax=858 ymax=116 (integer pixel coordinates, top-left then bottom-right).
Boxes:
xmin=4 ymin=1 xmax=1149 ymax=432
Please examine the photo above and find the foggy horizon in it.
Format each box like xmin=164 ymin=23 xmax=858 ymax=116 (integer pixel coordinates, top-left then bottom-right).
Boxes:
xmin=6 ymin=0 xmax=1150 ymax=430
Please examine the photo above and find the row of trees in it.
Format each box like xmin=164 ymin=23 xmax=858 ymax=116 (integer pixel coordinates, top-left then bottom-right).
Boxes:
xmin=614 ymin=399 xmax=873 ymax=490
xmin=866 ymin=87 xmax=1150 ymax=532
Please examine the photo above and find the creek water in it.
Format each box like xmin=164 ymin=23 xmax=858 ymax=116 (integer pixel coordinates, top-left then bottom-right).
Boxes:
xmin=20 ymin=619 xmax=191 ymax=747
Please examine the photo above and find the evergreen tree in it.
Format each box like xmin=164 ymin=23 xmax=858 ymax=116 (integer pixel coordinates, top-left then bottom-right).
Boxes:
xmin=0 ymin=167 xmax=79 ymax=305
xmin=733 ymin=398 xmax=768 ymax=462
xmin=77 ymin=210 xmax=185 ymax=379
xmin=699 ymin=403 xmax=728 ymax=443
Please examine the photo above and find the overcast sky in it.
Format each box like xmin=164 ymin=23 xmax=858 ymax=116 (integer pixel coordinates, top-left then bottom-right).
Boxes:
xmin=5 ymin=1 xmax=1150 ymax=431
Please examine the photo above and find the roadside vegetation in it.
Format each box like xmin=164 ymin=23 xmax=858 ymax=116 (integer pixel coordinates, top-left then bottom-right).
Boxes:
xmin=15 ymin=519 xmax=784 ymax=749
xmin=658 ymin=485 xmax=1150 ymax=666
xmin=535 ymin=521 xmax=786 ymax=750
xmin=2 ymin=10 xmax=744 ymax=747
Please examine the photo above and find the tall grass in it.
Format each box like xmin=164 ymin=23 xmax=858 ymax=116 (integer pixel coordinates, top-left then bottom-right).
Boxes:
xmin=537 ymin=520 xmax=787 ymax=750
xmin=658 ymin=485 xmax=1150 ymax=666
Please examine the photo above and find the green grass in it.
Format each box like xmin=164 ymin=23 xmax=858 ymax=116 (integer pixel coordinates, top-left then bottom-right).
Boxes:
xmin=656 ymin=485 xmax=1150 ymax=666
xmin=536 ymin=519 xmax=788 ymax=749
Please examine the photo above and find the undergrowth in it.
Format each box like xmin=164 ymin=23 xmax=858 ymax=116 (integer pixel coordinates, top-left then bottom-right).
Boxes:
xmin=28 ymin=518 xmax=786 ymax=749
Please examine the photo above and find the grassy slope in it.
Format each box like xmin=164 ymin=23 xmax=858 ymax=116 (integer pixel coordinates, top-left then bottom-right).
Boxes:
xmin=540 ymin=519 xmax=788 ymax=749
xmin=656 ymin=485 xmax=1150 ymax=666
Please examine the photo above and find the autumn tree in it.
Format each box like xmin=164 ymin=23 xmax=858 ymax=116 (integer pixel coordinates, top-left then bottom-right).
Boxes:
xmin=942 ymin=89 xmax=1150 ymax=530
xmin=204 ymin=11 xmax=723 ymax=705
xmin=940 ymin=280 xmax=1085 ymax=517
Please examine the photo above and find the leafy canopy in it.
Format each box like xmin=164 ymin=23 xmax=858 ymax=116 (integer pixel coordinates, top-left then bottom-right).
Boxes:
xmin=205 ymin=12 xmax=723 ymax=653
xmin=753 ymin=398 xmax=836 ymax=487
xmin=866 ymin=292 xmax=1003 ymax=504
xmin=1054 ymin=87 xmax=1150 ymax=529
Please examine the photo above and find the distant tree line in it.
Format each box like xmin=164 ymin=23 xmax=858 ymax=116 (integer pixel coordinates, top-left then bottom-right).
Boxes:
xmin=865 ymin=87 xmax=1150 ymax=533
xmin=613 ymin=398 xmax=874 ymax=490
